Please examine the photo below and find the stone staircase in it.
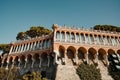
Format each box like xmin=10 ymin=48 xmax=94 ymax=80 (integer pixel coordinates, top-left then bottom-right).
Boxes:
xmin=98 ymin=61 xmax=113 ymax=80
xmin=55 ymin=65 xmax=80 ymax=80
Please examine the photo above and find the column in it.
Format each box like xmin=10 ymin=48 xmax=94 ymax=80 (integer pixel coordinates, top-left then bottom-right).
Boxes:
xmin=85 ymin=51 xmax=89 ymax=64
xmin=47 ymin=55 xmax=50 ymax=67
xmin=60 ymin=31 xmax=61 ymax=42
xmin=75 ymin=52 xmax=78 ymax=64
xmin=65 ymin=32 xmax=66 ymax=42
xmin=95 ymin=53 xmax=99 ymax=64
xmin=15 ymin=45 xmax=18 ymax=53
xmin=31 ymin=58 xmax=35 ymax=68
xmin=6 ymin=61 xmax=9 ymax=69
xmin=9 ymin=45 xmax=13 ymax=54
xmin=84 ymin=34 xmax=86 ymax=44
xmin=20 ymin=44 xmax=24 ymax=52
xmin=11 ymin=60 xmax=14 ymax=69
xmin=105 ymin=54 xmax=109 ymax=67
xmin=75 ymin=33 xmax=77 ymax=43
xmin=24 ymin=58 xmax=27 ymax=68
xmin=17 ymin=45 xmax=20 ymax=53
xmin=39 ymin=57 xmax=42 ymax=68
xmin=53 ymin=53 xmax=57 ymax=65
xmin=64 ymin=50 xmax=67 ymax=64
xmin=33 ymin=42 xmax=36 ymax=50
xmin=18 ymin=59 xmax=21 ymax=68
xmin=54 ymin=31 xmax=56 ymax=41
xmin=30 ymin=42 xmax=33 ymax=51
xmin=24 ymin=43 xmax=30 ymax=51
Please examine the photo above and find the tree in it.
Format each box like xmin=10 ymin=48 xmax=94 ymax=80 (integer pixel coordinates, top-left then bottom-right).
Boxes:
xmin=16 ymin=26 xmax=52 ymax=40
xmin=0 ymin=44 xmax=10 ymax=56
xmin=22 ymin=71 xmax=47 ymax=80
xmin=0 ymin=67 xmax=21 ymax=80
xmin=93 ymin=25 xmax=120 ymax=32
xmin=76 ymin=63 xmax=101 ymax=80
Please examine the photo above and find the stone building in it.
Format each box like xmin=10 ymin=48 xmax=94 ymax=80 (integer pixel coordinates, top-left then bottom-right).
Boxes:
xmin=0 ymin=24 xmax=120 ymax=80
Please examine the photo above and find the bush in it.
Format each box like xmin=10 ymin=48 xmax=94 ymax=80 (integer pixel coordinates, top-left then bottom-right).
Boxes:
xmin=76 ymin=63 xmax=102 ymax=80
xmin=22 ymin=71 xmax=47 ymax=80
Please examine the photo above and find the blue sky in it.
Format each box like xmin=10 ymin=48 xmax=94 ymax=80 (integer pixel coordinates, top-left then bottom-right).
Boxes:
xmin=0 ymin=0 xmax=120 ymax=44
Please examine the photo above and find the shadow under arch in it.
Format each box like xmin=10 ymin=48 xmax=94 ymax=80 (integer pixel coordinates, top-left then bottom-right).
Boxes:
xmin=41 ymin=52 xmax=48 ymax=67
xmin=9 ymin=56 xmax=13 ymax=68
xmin=67 ymin=46 xmax=76 ymax=65
xmin=98 ymin=48 xmax=107 ymax=66
xmin=20 ymin=55 xmax=25 ymax=68
xmin=88 ymin=47 xmax=97 ymax=64
xmin=26 ymin=54 xmax=32 ymax=69
xmin=78 ymin=47 xmax=87 ymax=64
xmin=14 ymin=56 xmax=19 ymax=67
xmin=59 ymin=45 xmax=65 ymax=65
xmin=33 ymin=53 xmax=40 ymax=68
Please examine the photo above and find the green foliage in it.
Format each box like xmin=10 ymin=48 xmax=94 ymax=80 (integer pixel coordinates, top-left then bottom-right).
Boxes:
xmin=109 ymin=71 xmax=120 ymax=80
xmin=0 ymin=44 xmax=10 ymax=56
xmin=76 ymin=63 xmax=101 ymax=80
xmin=16 ymin=26 xmax=52 ymax=40
xmin=0 ymin=67 xmax=21 ymax=80
xmin=22 ymin=71 xmax=47 ymax=80
xmin=93 ymin=25 xmax=120 ymax=32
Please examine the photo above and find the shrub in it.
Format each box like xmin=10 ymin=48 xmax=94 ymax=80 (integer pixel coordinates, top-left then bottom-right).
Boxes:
xmin=76 ymin=63 xmax=102 ymax=80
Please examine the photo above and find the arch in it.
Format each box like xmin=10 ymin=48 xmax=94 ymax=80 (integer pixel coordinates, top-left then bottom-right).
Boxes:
xmin=108 ymin=49 xmax=115 ymax=55
xmin=88 ymin=48 xmax=97 ymax=64
xmin=117 ymin=49 xmax=120 ymax=55
xmin=61 ymin=31 xmax=65 ymax=41
xmin=14 ymin=56 xmax=19 ymax=66
xmin=67 ymin=46 xmax=76 ymax=65
xmin=98 ymin=48 xmax=106 ymax=60
xmin=41 ymin=52 xmax=48 ymax=67
xmin=33 ymin=53 xmax=39 ymax=62
xmin=80 ymin=33 xmax=85 ymax=43
xmin=67 ymin=46 xmax=76 ymax=59
xmin=59 ymin=45 xmax=65 ymax=58
xmin=20 ymin=55 xmax=25 ymax=66
xmin=56 ymin=31 xmax=60 ymax=40
xmin=27 ymin=54 xmax=32 ymax=62
xmin=71 ymin=32 xmax=75 ymax=42
xmin=3 ymin=58 xmax=7 ymax=67
xmin=76 ymin=33 xmax=80 ymax=42
xmin=59 ymin=45 xmax=65 ymax=65
xmin=66 ymin=32 xmax=70 ymax=42
xmin=108 ymin=49 xmax=115 ymax=63
xmin=8 ymin=57 xmax=13 ymax=67
xmin=78 ymin=47 xmax=87 ymax=63
xmin=89 ymin=34 xmax=94 ymax=43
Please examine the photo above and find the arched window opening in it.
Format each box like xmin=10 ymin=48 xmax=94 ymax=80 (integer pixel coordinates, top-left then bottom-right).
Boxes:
xmin=80 ymin=33 xmax=84 ymax=43
xmin=61 ymin=32 xmax=65 ymax=42
xmin=66 ymin=32 xmax=70 ymax=42
xmin=71 ymin=32 xmax=75 ymax=42
xmin=56 ymin=31 xmax=60 ymax=41
xmin=76 ymin=33 xmax=80 ymax=43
